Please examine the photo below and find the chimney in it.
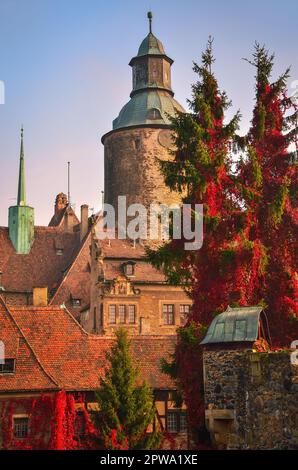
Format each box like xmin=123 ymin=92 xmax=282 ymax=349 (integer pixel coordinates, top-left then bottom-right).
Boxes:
xmin=65 ymin=207 xmax=75 ymax=233
xmin=33 ymin=287 xmax=48 ymax=307
xmin=80 ymin=204 xmax=89 ymax=241
xmin=55 ymin=193 xmax=68 ymax=214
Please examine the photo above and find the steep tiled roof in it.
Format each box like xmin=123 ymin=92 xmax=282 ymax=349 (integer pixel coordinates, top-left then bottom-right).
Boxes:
xmin=96 ymin=237 xmax=167 ymax=283
xmin=48 ymin=206 xmax=79 ymax=228
xmin=0 ymin=298 xmax=176 ymax=392
xmin=0 ymin=226 xmax=81 ymax=293
xmin=50 ymin=231 xmax=92 ymax=318
xmin=0 ymin=299 xmax=59 ymax=392
xmin=103 ymin=259 xmax=166 ymax=283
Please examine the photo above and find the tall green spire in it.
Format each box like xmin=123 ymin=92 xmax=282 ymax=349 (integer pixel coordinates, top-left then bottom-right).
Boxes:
xmin=17 ymin=127 xmax=26 ymax=206
xmin=8 ymin=127 xmax=34 ymax=254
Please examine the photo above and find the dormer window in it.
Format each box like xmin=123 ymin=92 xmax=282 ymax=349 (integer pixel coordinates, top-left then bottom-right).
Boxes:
xmin=71 ymin=297 xmax=81 ymax=308
xmin=54 ymin=237 xmax=64 ymax=255
xmin=123 ymin=262 xmax=135 ymax=277
xmin=147 ymin=108 xmax=162 ymax=120
xmin=0 ymin=358 xmax=15 ymax=374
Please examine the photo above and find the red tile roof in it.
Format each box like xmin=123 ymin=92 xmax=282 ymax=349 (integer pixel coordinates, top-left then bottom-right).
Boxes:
xmin=49 ymin=231 xmax=92 ymax=318
xmin=96 ymin=236 xmax=167 ymax=283
xmin=0 ymin=226 xmax=81 ymax=293
xmin=0 ymin=298 xmax=176 ymax=392
xmin=48 ymin=206 xmax=80 ymax=228
xmin=0 ymin=299 xmax=59 ymax=392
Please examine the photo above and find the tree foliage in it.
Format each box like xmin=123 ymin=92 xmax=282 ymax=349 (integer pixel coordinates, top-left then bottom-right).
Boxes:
xmin=147 ymin=39 xmax=298 ymax=444
xmin=93 ymin=328 xmax=161 ymax=450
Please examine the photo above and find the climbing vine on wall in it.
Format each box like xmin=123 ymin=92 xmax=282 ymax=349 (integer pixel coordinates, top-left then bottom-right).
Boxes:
xmin=147 ymin=39 xmax=298 ymax=446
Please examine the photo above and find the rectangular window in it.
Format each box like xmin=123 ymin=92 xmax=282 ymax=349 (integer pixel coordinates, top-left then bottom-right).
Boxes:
xmin=13 ymin=417 xmax=29 ymax=438
xmin=0 ymin=359 xmax=15 ymax=374
xmin=163 ymin=304 xmax=174 ymax=325
xmin=125 ymin=264 xmax=134 ymax=276
xmin=109 ymin=305 xmax=116 ymax=324
xmin=119 ymin=305 xmax=126 ymax=324
xmin=180 ymin=413 xmax=188 ymax=432
xmin=128 ymin=305 xmax=136 ymax=324
xmin=167 ymin=412 xmax=178 ymax=433
xmin=179 ymin=305 xmax=190 ymax=326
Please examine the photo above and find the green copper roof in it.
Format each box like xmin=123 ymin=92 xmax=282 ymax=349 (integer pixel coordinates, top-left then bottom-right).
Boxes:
xmin=112 ymin=90 xmax=184 ymax=130
xmin=106 ymin=12 xmax=185 ymax=133
xmin=137 ymin=33 xmax=165 ymax=57
xmin=200 ymin=306 xmax=265 ymax=345
xmin=17 ymin=127 xmax=26 ymax=206
xmin=8 ymin=127 xmax=34 ymax=254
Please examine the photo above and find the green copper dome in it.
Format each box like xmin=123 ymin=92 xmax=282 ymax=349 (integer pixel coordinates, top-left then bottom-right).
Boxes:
xmin=113 ymin=90 xmax=184 ymax=129
xmin=200 ymin=306 xmax=269 ymax=345
xmin=137 ymin=32 xmax=165 ymax=57
xmin=108 ymin=17 xmax=185 ymax=133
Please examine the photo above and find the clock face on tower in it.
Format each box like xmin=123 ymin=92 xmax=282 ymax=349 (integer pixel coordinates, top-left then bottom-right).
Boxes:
xmin=158 ymin=129 xmax=176 ymax=153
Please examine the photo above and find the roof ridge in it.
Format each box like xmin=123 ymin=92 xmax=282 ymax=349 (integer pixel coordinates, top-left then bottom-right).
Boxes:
xmin=49 ymin=230 xmax=92 ymax=304
xmin=0 ymin=296 xmax=60 ymax=389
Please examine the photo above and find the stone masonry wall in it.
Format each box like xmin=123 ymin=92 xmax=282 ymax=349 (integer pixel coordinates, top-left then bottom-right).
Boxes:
xmin=104 ymin=127 xmax=181 ymax=213
xmin=203 ymin=349 xmax=298 ymax=449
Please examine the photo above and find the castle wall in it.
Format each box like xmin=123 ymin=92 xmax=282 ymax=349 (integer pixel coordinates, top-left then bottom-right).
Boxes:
xmin=203 ymin=349 xmax=298 ymax=449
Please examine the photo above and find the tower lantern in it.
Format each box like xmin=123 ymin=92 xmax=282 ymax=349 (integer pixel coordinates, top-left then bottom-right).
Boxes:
xmin=101 ymin=12 xmax=185 ymax=218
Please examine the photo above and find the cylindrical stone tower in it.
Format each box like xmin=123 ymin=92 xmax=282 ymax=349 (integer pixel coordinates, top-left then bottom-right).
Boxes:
xmin=101 ymin=13 xmax=185 ymax=215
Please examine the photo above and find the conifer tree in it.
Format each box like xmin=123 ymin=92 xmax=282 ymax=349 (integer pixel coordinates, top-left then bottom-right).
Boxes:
xmin=240 ymin=43 xmax=298 ymax=343
xmin=93 ymin=328 xmax=161 ymax=450
xmin=148 ymin=40 xmax=298 ymax=444
xmin=148 ymin=38 xmax=257 ymax=439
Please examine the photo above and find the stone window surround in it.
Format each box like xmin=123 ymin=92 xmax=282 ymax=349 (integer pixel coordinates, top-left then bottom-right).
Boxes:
xmin=106 ymin=302 xmax=138 ymax=326
xmin=159 ymin=301 xmax=192 ymax=327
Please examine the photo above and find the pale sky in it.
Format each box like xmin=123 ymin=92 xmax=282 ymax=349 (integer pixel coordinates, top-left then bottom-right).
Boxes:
xmin=0 ymin=0 xmax=297 ymax=225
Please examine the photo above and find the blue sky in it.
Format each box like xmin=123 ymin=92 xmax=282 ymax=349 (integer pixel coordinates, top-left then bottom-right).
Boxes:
xmin=0 ymin=0 xmax=297 ymax=225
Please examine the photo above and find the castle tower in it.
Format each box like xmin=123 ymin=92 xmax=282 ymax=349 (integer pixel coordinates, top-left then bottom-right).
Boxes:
xmin=102 ymin=12 xmax=185 ymax=216
xmin=8 ymin=128 xmax=34 ymax=254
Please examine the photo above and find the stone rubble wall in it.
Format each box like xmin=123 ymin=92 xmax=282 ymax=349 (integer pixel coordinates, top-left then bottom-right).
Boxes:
xmin=203 ymin=349 xmax=298 ymax=449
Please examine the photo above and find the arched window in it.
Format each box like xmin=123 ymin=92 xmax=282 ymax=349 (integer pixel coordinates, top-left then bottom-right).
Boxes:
xmin=147 ymin=108 xmax=162 ymax=120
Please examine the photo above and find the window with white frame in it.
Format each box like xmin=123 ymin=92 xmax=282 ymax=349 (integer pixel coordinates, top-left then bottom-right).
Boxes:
xmin=119 ymin=305 xmax=126 ymax=324
xmin=108 ymin=304 xmax=116 ymax=324
xmin=128 ymin=305 xmax=136 ymax=324
xmin=163 ymin=304 xmax=174 ymax=325
xmin=179 ymin=304 xmax=191 ymax=326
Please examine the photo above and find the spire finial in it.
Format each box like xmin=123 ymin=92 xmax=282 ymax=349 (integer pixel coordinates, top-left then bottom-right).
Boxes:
xmin=147 ymin=11 xmax=152 ymax=33
xmin=17 ymin=125 xmax=26 ymax=206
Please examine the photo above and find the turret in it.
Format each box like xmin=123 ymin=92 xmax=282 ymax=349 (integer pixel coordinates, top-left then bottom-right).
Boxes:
xmin=102 ymin=12 xmax=185 ymax=216
xmin=8 ymin=128 xmax=34 ymax=254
